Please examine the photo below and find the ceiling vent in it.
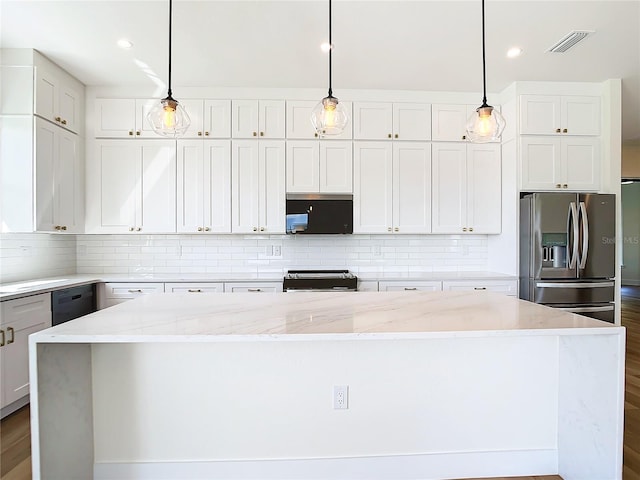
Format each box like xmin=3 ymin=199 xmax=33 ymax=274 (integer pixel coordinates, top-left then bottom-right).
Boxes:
xmin=547 ymin=30 xmax=594 ymax=53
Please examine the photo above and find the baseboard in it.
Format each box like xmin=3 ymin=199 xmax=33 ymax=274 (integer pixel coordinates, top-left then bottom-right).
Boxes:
xmin=94 ymin=449 xmax=557 ymax=480
xmin=0 ymin=394 xmax=29 ymax=420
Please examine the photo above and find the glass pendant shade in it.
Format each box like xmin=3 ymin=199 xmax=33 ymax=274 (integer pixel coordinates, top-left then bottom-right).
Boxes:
xmin=465 ymin=105 xmax=506 ymax=143
xmin=311 ymin=95 xmax=349 ymax=137
xmin=148 ymin=97 xmax=191 ymax=138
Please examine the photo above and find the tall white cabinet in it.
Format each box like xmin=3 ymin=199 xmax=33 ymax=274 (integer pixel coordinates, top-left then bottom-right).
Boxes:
xmin=286 ymin=140 xmax=353 ymax=193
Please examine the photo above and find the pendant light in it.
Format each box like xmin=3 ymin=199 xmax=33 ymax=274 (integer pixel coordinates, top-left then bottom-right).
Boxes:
xmin=465 ymin=0 xmax=506 ymax=143
xmin=310 ymin=0 xmax=348 ymax=137
xmin=147 ymin=0 xmax=190 ymax=138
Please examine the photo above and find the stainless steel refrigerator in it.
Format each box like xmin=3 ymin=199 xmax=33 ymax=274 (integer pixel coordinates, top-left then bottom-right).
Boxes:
xmin=519 ymin=193 xmax=616 ymax=323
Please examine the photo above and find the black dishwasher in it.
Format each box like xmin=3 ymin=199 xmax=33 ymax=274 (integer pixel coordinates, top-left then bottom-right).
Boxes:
xmin=51 ymin=284 xmax=97 ymax=326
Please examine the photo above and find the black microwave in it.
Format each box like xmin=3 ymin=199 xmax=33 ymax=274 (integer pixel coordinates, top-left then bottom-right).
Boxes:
xmin=286 ymin=194 xmax=353 ymax=234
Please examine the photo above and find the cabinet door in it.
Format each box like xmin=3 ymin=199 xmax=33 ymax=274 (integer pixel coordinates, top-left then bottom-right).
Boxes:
xmin=97 ymin=141 xmax=140 ymax=232
xmin=165 ymin=283 xmax=224 ymax=293
xmin=34 ymin=66 xmax=57 ymax=124
xmin=431 ymin=143 xmax=466 ymax=233
xmin=431 ymin=104 xmax=472 ymax=141
xmin=203 ymin=140 xmax=232 ymax=233
xmin=135 ymin=99 xmax=159 ymax=138
xmin=139 ymin=141 xmax=177 ymax=233
xmin=520 ymin=137 xmax=562 ymax=190
xmin=259 ymin=141 xmax=286 ymax=233
xmin=353 ymin=142 xmax=393 ymax=233
xmin=393 ymin=143 xmax=431 ymax=233
xmin=353 ymin=102 xmax=393 ymax=140
xmin=58 ymin=82 xmax=80 ymax=133
xmin=55 ymin=128 xmax=81 ymax=232
xmin=286 ymin=100 xmax=318 ymax=139
xmin=320 ymin=141 xmax=353 ymax=193
xmin=378 ymin=281 xmax=442 ymax=292
xmin=99 ymin=283 xmax=165 ymax=308
xmin=35 ymin=117 xmax=57 ymax=232
xmin=519 ymin=95 xmax=561 ymax=135
xmin=466 ymin=143 xmax=501 ymax=234
xmin=177 ymin=140 xmax=205 ymax=232
xmin=203 ymin=100 xmax=231 ymax=138
xmin=179 ymin=99 xmax=204 ymax=138
xmin=442 ymin=279 xmax=518 ymax=296
xmin=562 ymin=137 xmax=600 ymax=191
xmin=95 ymin=99 xmax=136 ymax=138
xmin=224 ymin=282 xmax=283 ymax=293
xmin=231 ymin=100 xmax=258 ymax=138
xmin=393 ymin=103 xmax=431 ymax=141
xmin=562 ymin=96 xmax=600 ymax=135
xmin=286 ymin=141 xmax=320 ymax=193
xmin=231 ymin=140 xmax=259 ymax=232
xmin=259 ymin=100 xmax=286 ymax=139
xmin=1 ymin=293 xmax=51 ymax=408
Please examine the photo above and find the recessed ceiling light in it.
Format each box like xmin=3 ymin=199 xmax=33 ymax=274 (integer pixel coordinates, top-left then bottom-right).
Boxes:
xmin=117 ymin=39 xmax=133 ymax=49
xmin=320 ymin=42 xmax=332 ymax=53
xmin=507 ymin=47 xmax=522 ymax=58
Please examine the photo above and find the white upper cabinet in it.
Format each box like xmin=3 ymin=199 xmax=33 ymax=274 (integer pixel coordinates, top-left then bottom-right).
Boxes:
xmin=519 ymin=95 xmax=600 ymax=135
xmin=286 ymin=100 xmax=353 ymax=139
xmin=431 ymin=104 xmax=478 ymax=142
xmin=34 ymin=65 xmax=81 ymax=133
xmin=231 ymin=140 xmax=285 ymax=233
xmin=286 ymin=140 xmax=352 ymax=193
xmin=231 ymin=100 xmax=285 ymax=138
xmin=177 ymin=140 xmax=231 ymax=233
xmin=34 ymin=117 xmax=82 ymax=233
xmin=353 ymin=102 xmax=431 ymax=141
xmin=94 ymin=98 xmax=158 ymax=138
xmin=91 ymin=140 xmax=176 ymax=233
xmin=353 ymin=141 xmax=431 ymax=233
xmin=431 ymin=142 xmax=501 ymax=234
xmin=520 ymin=136 xmax=600 ymax=191
xmin=179 ymin=99 xmax=231 ymax=139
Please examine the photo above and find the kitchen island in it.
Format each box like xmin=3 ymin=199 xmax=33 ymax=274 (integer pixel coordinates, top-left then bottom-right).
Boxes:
xmin=29 ymin=291 xmax=625 ymax=480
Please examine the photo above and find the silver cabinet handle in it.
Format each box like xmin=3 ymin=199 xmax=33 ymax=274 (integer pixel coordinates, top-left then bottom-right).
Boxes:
xmin=473 ymin=287 xmax=487 ymax=290
xmin=579 ymin=201 xmax=589 ymax=269
xmin=128 ymin=289 xmax=143 ymax=293
xmin=7 ymin=327 xmax=14 ymax=344
xmin=247 ymin=288 xmax=262 ymax=292
xmin=187 ymin=289 xmax=202 ymax=293
xmin=404 ymin=287 xmax=417 ymax=291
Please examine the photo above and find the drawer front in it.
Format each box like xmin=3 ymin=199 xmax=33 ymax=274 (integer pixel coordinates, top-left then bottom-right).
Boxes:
xmin=1 ymin=293 xmax=52 ymax=329
xmin=102 ymin=283 xmax=165 ymax=298
xmin=378 ymin=281 xmax=442 ymax=292
xmin=442 ymin=280 xmax=518 ymax=296
xmin=224 ymin=282 xmax=283 ymax=293
xmin=165 ymin=283 xmax=224 ymax=294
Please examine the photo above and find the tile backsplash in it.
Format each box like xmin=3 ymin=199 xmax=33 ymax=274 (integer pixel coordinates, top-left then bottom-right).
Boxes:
xmin=0 ymin=233 xmax=77 ymax=283
xmin=75 ymin=234 xmax=488 ymax=276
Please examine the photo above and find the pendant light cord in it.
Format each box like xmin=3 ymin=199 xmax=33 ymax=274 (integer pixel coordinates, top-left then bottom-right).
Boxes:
xmin=481 ymin=0 xmax=487 ymax=106
xmin=328 ymin=0 xmax=333 ymax=97
xmin=167 ymin=0 xmax=173 ymax=98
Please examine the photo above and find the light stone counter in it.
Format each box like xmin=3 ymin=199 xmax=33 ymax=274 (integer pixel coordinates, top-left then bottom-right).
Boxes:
xmin=29 ymin=292 xmax=624 ymax=480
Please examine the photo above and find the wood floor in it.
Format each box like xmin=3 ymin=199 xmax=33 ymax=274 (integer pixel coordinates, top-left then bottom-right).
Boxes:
xmin=2 ymin=288 xmax=640 ymax=480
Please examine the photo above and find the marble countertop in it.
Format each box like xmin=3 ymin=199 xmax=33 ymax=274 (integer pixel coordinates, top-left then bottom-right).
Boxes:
xmin=0 ymin=272 xmax=517 ymax=301
xmin=31 ymin=291 xmax=620 ymax=344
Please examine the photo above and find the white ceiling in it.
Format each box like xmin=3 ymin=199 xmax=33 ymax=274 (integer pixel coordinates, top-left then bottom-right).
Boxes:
xmin=1 ymin=0 xmax=639 ymax=142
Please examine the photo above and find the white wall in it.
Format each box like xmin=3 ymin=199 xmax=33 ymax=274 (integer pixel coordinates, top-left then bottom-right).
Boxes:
xmin=0 ymin=233 xmax=77 ymax=283
xmin=75 ymin=234 xmax=488 ymax=276
xmin=622 ymin=183 xmax=640 ymax=285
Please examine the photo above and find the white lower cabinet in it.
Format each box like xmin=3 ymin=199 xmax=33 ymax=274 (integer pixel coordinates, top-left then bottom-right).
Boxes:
xmin=1 ymin=293 xmax=51 ymax=412
xmin=165 ymin=283 xmax=224 ymax=294
xmin=441 ymin=279 xmax=518 ymax=296
xmin=99 ymin=283 xmax=165 ymax=309
xmin=224 ymin=282 xmax=283 ymax=293
xmin=378 ymin=281 xmax=442 ymax=292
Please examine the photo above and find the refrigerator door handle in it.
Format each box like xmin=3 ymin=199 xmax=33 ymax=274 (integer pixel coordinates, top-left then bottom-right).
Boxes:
xmin=555 ymin=305 xmax=615 ymax=313
xmin=567 ymin=202 xmax=579 ymax=269
xmin=578 ymin=201 xmax=589 ymax=269
xmin=536 ymin=281 xmax=615 ymax=288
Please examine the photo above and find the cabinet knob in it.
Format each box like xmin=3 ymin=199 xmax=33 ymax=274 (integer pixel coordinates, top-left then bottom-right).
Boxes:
xmin=55 ymin=116 xmax=61 ymax=122
xmin=253 ymin=131 xmax=257 ymax=137
xmin=129 ymin=227 xmax=134 ymax=231
xmin=462 ymin=135 xmax=466 ymax=140
xmin=204 ymin=227 xmax=210 ymax=232
xmin=205 ymin=131 xmax=209 ymax=136
xmin=563 ymin=128 xmax=568 ymax=133
xmin=260 ymin=132 xmax=264 ymax=137
xmin=388 ymin=133 xmax=392 ymax=138
xmin=136 ymin=131 xmax=141 ymax=136
xmin=556 ymin=184 xmax=562 ymax=188
xmin=387 ymin=227 xmax=392 ymax=232
xmin=0 ymin=329 xmax=4 ymax=347
xmin=253 ymin=227 xmax=258 ymax=231
xmin=61 ymin=226 xmax=67 ymax=231
xmin=129 ymin=130 xmax=134 ymax=136
xmin=562 ymin=184 xmax=568 ymax=189
xmin=198 ymin=227 xmax=203 ymax=232
xmin=260 ymin=227 xmax=265 ymax=231
xmin=462 ymin=227 xmax=468 ymax=232
xmin=54 ymin=225 xmax=61 ymax=230
xmin=7 ymin=327 xmax=14 ymax=344
xmin=556 ymin=128 xmax=561 ymax=133
xmin=136 ymin=227 xmax=141 ymax=231
xmin=198 ymin=131 xmax=202 ymax=136
xmin=61 ymin=119 xmax=67 ymax=125
xmin=394 ymin=227 xmax=399 ymax=232
xmin=314 ymin=133 xmax=318 ymax=138
xmin=394 ymin=134 xmax=399 ymax=139
xmin=469 ymin=227 xmax=474 ymax=232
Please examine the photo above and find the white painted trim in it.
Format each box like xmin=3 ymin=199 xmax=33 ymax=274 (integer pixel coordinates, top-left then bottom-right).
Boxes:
xmin=94 ymin=449 xmax=558 ymax=480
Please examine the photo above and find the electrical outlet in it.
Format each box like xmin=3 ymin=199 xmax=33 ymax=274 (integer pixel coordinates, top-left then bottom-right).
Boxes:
xmin=333 ymin=385 xmax=348 ymax=409
xmin=273 ymin=245 xmax=282 ymax=257
xmin=373 ymin=245 xmax=381 ymax=256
